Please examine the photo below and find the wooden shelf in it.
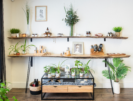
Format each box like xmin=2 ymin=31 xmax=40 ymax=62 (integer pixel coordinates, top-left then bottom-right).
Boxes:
xmin=8 ymin=36 xmax=128 ymax=39
xmin=8 ymin=54 xmax=130 ymax=59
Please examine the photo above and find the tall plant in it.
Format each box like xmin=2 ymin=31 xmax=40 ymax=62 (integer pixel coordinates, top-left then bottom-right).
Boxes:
xmin=0 ymin=81 xmax=17 ymax=101
xmin=75 ymin=60 xmax=83 ymax=75
xmin=63 ymin=4 xmax=80 ymax=36
xmin=102 ymin=58 xmax=131 ymax=82
xmin=23 ymin=4 xmax=30 ymax=25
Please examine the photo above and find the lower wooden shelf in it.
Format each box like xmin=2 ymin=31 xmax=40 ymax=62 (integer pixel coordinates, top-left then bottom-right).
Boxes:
xmin=8 ymin=53 xmax=130 ymax=59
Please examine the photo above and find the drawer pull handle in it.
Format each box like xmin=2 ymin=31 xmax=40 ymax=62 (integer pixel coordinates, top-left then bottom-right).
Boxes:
xmin=54 ymin=86 xmax=57 ymax=88
xmin=78 ymin=86 xmax=82 ymax=88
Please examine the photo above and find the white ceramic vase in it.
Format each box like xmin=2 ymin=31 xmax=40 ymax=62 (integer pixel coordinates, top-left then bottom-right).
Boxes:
xmin=80 ymin=73 xmax=83 ymax=77
xmin=72 ymin=72 xmax=75 ymax=77
xmin=113 ymin=82 xmax=120 ymax=94
xmin=26 ymin=24 xmax=30 ymax=35
xmin=56 ymin=73 xmax=60 ymax=77
xmin=48 ymin=73 xmax=51 ymax=78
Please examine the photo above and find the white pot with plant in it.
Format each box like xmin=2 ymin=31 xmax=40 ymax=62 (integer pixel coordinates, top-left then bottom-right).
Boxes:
xmin=44 ymin=66 xmax=49 ymax=77
xmin=71 ymin=68 xmax=75 ymax=77
xmin=80 ymin=71 xmax=84 ymax=77
xmin=10 ymin=28 xmax=20 ymax=37
xmin=48 ymin=72 xmax=51 ymax=78
xmin=8 ymin=42 xmax=21 ymax=55
xmin=113 ymin=27 xmax=122 ymax=37
xmin=50 ymin=67 xmax=56 ymax=77
xmin=75 ymin=60 xmax=83 ymax=76
xmin=21 ymin=39 xmax=35 ymax=54
xmin=56 ymin=67 xmax=60 ymax=78
xmin=102 ymin=58 xmax=131 ymax=94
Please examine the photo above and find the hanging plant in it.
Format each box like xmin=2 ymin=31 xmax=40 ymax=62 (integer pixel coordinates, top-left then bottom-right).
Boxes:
xmin=63 ymin=4 xmax=80 ymax=36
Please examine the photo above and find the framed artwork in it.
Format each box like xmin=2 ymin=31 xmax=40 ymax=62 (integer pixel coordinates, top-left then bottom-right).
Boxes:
xmin=35 ymin=6 xmax=47 ymax=22
xmin=72 ymin=42 xmax=84 ymax=54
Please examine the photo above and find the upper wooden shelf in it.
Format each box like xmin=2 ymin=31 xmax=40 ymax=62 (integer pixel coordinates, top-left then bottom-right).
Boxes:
xmin=8 ymin=54 xmax=130 ymax=59
xmin=8 ymin=36 xmax=128 ymax=39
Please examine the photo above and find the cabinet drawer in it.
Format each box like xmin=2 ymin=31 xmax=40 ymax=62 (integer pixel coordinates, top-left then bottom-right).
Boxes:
xmin=42 ymin=85 xmax=67 ymax=93
xmin=68 ymin=85 xmax=93 ymax=92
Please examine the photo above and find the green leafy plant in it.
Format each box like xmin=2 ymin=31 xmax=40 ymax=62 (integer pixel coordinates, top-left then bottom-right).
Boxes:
xmin=21 ymin=39 xmax=35 ymax=53
xmin=82 ymin=60 xmax=94 ymax=74
xmin=75 ymin=60 xmax=83 ymax=75
xmin=50 ymin=67 xmax=56 ymax=74
xmin=79 ymin=68 xmax=83 ymax=73
xmin=113 ymin=27 xmax=122 ymax=32
xmin=71 ymin=68 xmax=75 ymax=73
xmin=44 ymin=66 xmax=49 ymax=73
xmin=23 ymin=4 xmax=30 ymax=24
xmin=102 ymin=58 xmax=131 ymax=82
xmin=0 ymin=81 xmax=17 ymax=101
xmin=10 ymin=28 xmax=20 ymax=34
xmin=63 ymin=4 xmax=80 ymax=36
xmin=8 ymin=42 xmax=21 ymax=54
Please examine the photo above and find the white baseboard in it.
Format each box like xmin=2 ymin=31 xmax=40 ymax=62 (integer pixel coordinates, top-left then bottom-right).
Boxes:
xmin=12 ymin=82 xmax=133 ymax=88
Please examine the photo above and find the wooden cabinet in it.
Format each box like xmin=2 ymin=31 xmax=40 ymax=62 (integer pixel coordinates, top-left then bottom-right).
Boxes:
xmin=42 ymin=85 xmax=93 ymax=93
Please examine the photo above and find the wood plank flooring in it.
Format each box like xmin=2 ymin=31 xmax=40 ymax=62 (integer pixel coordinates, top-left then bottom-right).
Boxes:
xmin=7 ymin=88 xmax=133 ymax=101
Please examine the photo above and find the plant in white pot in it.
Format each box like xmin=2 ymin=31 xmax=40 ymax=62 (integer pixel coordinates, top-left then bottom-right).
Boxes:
xmin=79 ymin=69 xmax=84 ymax=77
xmin=75 ymin=60 xmax=83 ymax=76
xmin=71 ymin=68 xmax=75 ymax=77
xmin=56 ymin=67 xmax=60 ymax=78
xmin=10 ymin=28 xmax=20 ymax=37
xmin=102 ymin=58 xmax=131 ymax=94
xmin=44 ymin=66 xmax=49 ymax=77
xmin=113 ymin=27 xmax=122 ymax=37
xmin=50 ymin=67 xmax=56 ymax=77
xmin=21 ymin=39 xmax=35 ymax=54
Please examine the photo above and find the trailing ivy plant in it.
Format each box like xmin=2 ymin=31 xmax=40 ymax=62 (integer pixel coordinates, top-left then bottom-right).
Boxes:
xmin=63 ymin=4 xmax=80 ymax=36
xmin=102 ymin=58 xmax=131 ymax=82
xmin=0 ymin=81 xmax=17 ymax=101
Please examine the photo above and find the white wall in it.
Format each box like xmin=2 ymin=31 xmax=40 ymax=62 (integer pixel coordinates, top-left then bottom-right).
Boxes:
xmin=3 ymin=0 xmax=12 ymax=89
xmin=7 ymin=0 xmax=133 ymax=88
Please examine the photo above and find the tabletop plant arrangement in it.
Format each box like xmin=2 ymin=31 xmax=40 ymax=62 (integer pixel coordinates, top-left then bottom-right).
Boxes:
xmin=63 ymin=4 xmax=80 ymax=36
xmin=102 ymin=58 xmax=131 ymax=94
xmin=10 ymin=28 xmax=20 ymax=38
xmin=113 ymin=27 xmax=122 ymax=37
xmin=8 ymin=42 xmax=21 ymax=55
xmin=0 ymin=81 xmax=17 ymax=101
xmin=21 ymin=39 xmax=35 ymax=54
xmin=75 ymin=60 xmax=83 ymax=76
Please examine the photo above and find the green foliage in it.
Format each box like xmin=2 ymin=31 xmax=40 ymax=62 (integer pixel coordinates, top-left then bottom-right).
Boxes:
xmin=44 ymin=66 xmax=49 ymax=73
xmin=21 ymin=39 xmax=35 ymax=52
xmin=102 ymin=58 xmax=131 ymax=82
xmin=10 ymin=29 xmax=20 ymax=34
xmin=75 ymin=60 xmax=83 ymax=75
xmin=71 ymin=68 xmax=75 ymax=73
xmin=63 ymin=4 xmax=79 ymax=26
xmin=8 ymin=42 xmax=21 ymax=54
xmin=50 ymin=67 xmax=56 ymax=74
xmin=0 ymin=82 xmax=17 ymax=101
xmin=23 ymin=4 xmax=30 ymax=24
xmin=113 ymin=27 xmax=122 ymax=32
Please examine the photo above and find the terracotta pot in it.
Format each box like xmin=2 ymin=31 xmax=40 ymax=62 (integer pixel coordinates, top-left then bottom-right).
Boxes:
xmin=115 ymin=32 xmax=120 ymax=37
xmin=16 ymin=53 xmax=20 ymax=55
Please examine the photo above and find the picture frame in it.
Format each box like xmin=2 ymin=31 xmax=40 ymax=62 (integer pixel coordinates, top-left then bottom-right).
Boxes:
xmin=35 ymin=6 xmax=47 ymax=22
xmin=72 ymin=42 xmax=84 ymax=54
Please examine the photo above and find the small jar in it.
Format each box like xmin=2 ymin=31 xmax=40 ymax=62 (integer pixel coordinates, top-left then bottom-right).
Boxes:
xmin=22 ymin=34 xmax=26 ymax=37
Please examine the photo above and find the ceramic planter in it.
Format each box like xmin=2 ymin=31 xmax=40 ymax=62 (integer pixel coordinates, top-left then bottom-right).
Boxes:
xmin=84 ymin=73 xmax=89 ymax=78
xmin=22 ymin=51 xmax=26 ymax=54
xmin=51 ymin=73 xmax=56 ymax=77
xmin=56 ymin=73 xmax=60 ymax=78
xmin=115 ymin=32 xmax=120 ymax=37
xmin=48 ymin=73 xmax=51 ymax=78
xmin=16 ymin=53 xmax=20 ymax=55
xmin=113 ymin=82 xmax=120 ymax=94
xmin=80 ymin=73 xmax=84 ymax=77
xmin=11 ymin=34 xmax=17 ymax=38
xmin=13 ymin=51 xmax=16 ymax=55
xmin=72 ymin=72 xmax=75 ymax=77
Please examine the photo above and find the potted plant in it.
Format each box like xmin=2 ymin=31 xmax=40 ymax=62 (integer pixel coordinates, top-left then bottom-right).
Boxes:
xmin=71 ymin=68 xmax=75 ymax=77
xmin=79 ymin=68 xmax=84 ymax=77
xmin=63 ymin=4 xmax=80 ymax=36
xmin=8 ymin=42 xmax=21 ymax=55
xmin=50 ymin=67 xmax=56 ymax=77
xmin=113 ymin=27 xmax=122 ymax=37
xmin=48 ymin=72 xmax=51 ymax=78
xmin=56 ymin=67 xmax=60 ymax=78
xmin=21 ymin=39 xmax=35 ymax=54
xmin=102 ymin=58 xmax=131 ymax=94
xmin=44 ymin=66 xmax=49 ymax=76
xmin=10 ymin=28 xmax=20 ymax=37
xmin=75 ymin=60 xmax=83 ymax=76
xmin=0 ymin=81 xmax=17 ymax=101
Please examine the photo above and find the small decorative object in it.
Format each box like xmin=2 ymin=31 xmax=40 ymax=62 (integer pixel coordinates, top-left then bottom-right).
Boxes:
xmin=107 ymin=53 xmax=126 ymax=56
xmin=95 ymin=33 xmax=103 ymax=37
xmin=23 ymin=4 xmax=30 ymax=35
xmin=64 ymin=47 xmax=71 ymax=56
xmin=57 ymin=33 xmax=63 ymax=36
xmin=35 ymin=6 xmax=47 ymax=22
xmin=34 ymin=34 xmax=38 ymax=37
xmin=44 ymin=27 xmax=52 ymax=37
xmin=8 ymin=42 xmax=21 ymax=55
xmin=113 ymin=27 xmax=122 ymax=37
xmin=21 ymin=39 xmax=35 ymax=54
xmin=72 ymin=42 xmax=84 ymax=54
xmin=63 ymin=4 xmax=80 ymax=36
xmin=76 ymin=34 xmax=81 ymax=36
xmin=91 ymin=44 xmax=104 ymax=55
xmin=22 ymin=33 xmax=26 ymax=37
xmin=48 ymin=72 xmax=51 ymax=78
xmin=102 ymin=58 xmax=131 ymax=94
xmin=65 ymin=65 xmax=70 ymax=74
xmin=86 ymin=31 xmax=91 ymax=36
xmin=10 ymin=28 xmax=20 ymax=38
xmin=32 ymin=34 xmax=35 ymax=37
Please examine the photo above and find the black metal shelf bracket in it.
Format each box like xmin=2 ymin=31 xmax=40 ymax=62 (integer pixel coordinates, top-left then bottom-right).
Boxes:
xmin=30 ymin=38 xmax=32 ymax=42
xmin=104 ymin=38 xmax=106 ymax=41
xmin=105 ymin=58 xmax=107 ymax=67
xmin=67 ymin=37 xmax=69 ymax=42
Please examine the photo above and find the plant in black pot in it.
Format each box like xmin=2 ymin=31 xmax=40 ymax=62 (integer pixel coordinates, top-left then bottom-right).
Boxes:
xmin=102 ymin=58 xmax=131 ymax=94
xmin=63 ymin=4 xmax=80 ymax=36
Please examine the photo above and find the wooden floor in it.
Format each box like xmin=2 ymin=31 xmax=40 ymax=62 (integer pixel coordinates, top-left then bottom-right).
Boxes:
xmin=7 ymin=88 xmax=133 ymax=101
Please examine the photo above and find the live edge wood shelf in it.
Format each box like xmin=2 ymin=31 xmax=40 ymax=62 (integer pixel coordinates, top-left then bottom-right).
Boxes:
xmin=8 ymin=36 xmax=128 ymax=42
xmin=8 ymin=54 xmax=130 ymax=59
